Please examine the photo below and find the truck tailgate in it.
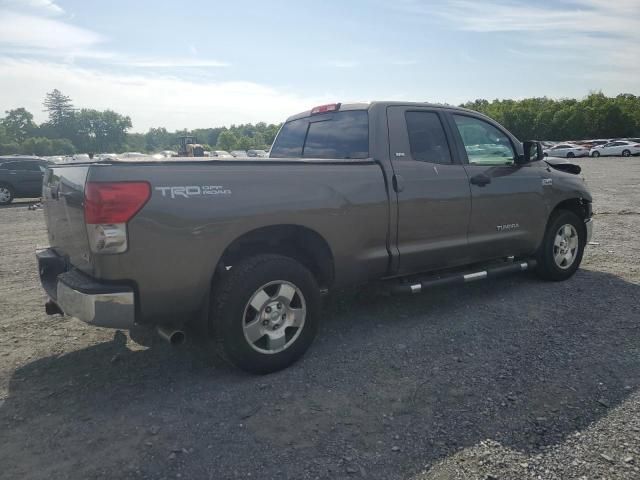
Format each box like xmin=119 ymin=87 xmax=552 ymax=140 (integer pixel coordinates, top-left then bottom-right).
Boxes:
xmin=42 ymin=165 xmax=93 ymax=274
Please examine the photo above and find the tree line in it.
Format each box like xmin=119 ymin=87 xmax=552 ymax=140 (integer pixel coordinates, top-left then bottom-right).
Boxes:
xmin=0 ymin=90 xmax=280 ymax=156
xmin=461 ymin=92 xmax=640 ymax=141
xmin=1 ymin=90 xmax=639 ymax=157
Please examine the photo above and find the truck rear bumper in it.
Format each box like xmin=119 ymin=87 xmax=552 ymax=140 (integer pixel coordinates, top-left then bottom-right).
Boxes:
xmin=37 ymin=248 xmax=136 ymax=329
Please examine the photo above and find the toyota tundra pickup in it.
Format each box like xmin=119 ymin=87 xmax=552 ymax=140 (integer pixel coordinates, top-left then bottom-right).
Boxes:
xmin=37 ymin=102 xmax=593 ymax=373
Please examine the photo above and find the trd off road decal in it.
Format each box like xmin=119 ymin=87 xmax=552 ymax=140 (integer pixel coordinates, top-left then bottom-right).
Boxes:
xmin=155 ymin=185 xmax=232 ymax=199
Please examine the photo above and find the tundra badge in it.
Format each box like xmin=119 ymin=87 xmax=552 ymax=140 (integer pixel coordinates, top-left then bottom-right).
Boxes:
xmin=497 ymin=223 xmax=520 ymax=231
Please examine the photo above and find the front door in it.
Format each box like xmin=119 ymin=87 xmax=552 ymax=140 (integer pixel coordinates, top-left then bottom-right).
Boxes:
xmin=387 ymin=106 xmax=472 ymax=274
xmin=447 ymin=113 xmax=548 ymax=261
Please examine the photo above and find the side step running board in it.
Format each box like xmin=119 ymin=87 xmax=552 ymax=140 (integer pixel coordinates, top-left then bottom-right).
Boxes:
xmin=391 ymin=259 xmax=537 ymax=295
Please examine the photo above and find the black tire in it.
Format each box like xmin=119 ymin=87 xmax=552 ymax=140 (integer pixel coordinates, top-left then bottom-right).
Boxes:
xmin=622 ymin=149 xmax=631 ymax=157
xmin=591 ymin=151 xmax=600 ymax=158
xmin=535 ymin=210 xmax=585 ymax=281
xmin=0 ymin=184 xmax=14 ymax=205
xmin=210 ymin=254 xmax=321 ymax=374
xmin=566 ymin=152 xmax=575 ymax=158
xmin=543 ymin=152 xmax=548 ymax=157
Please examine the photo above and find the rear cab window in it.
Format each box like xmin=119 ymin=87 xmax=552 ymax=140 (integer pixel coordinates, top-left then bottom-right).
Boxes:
xmin=270 ymin=110 xmax=369 ymax=159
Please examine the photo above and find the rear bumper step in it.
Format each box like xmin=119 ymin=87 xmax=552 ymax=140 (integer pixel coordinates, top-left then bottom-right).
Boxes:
xmin=391 ymin=259 xmax=537 ymax=295
xmin=36 ymin=248 xmax=136 ymax=329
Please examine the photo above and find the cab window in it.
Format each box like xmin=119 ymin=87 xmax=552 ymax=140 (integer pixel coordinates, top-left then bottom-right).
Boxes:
xmin=405 ymin=111 xmax=452 ymax=164
xmin=453 ymin=115 xmax=515 ymax=166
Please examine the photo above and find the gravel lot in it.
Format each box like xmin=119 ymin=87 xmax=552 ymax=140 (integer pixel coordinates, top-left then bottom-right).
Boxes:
xmin=1 ymin=157 xmax=639 ymax=480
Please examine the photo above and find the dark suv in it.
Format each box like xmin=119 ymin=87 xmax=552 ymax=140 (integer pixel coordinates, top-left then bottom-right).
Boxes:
xmin=0 ymin=156 xmax=51 ymax=205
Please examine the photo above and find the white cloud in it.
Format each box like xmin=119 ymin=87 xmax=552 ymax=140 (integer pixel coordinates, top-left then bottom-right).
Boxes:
xmin=115 ymin=58 xmax=230 ymax=68
xmin=0 ymin=0 xmax=64 ymax=16
xmin=326 ymin=60 xmax=359 ymax=68
xmin=0 ymin=58 xmax=331 ymax=131
xmin=0 ymin=11 xmax=103 ymax=52
xmin=0 ymin=8 xmax=229 ymax=69
xmin=392 ymin=0 xmax=640 ymax=84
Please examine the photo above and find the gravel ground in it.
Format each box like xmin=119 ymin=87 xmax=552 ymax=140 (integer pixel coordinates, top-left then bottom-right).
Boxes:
xmin=0 ymin=157 xmax=639 ymax=480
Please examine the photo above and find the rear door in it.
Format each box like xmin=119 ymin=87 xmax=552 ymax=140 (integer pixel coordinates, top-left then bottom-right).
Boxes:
xmin=447 ymin=112 xmax=548 ymax=261
xmin=2 ymin=161 xmax=45 ymax=196
xmin=387 ymin=106 xmax=472 ymax=273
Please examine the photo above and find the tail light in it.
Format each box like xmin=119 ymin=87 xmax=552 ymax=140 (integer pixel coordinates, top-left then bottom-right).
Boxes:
xmin=84 ymin=181 xmax=150 ymax=254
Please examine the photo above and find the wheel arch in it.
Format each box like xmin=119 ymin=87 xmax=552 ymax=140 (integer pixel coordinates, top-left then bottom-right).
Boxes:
xmin=212 ymin=224 xmax=335 ymax=291
xmin=546 ymin=197 xmax=592 ymax=241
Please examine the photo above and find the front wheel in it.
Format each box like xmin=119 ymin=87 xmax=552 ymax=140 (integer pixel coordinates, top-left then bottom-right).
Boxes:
xmin=591 ymin=151 xmax=600 ymax=157
xmin=210 ymin=254 xmax=321 ymax=374
xmin=567 ymin=152 xmax=575 ymax=158
xmin=536 ymin=210 xmax=585 ymax=281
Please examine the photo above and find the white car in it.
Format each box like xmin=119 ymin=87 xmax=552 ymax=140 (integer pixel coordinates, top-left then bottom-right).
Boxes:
xmin=590 ymin=140 xmax=640 ymax=157
xmin=210 ymin=150 xmax=234 ymax=158
xmin=543 ymin=143 xmax=590 ymax=158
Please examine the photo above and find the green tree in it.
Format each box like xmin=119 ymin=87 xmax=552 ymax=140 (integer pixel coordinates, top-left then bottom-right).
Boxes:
xmin=216 ymin=130 xmax=238 ymax=151
xmin=124 ymin=133 xmax=146 ymax=152
xmin=50 ymin=138 xmax=76 ymax=155
xmin=43 ymin=89 xmax=74 ymax=129
xmin=75 ymin=109 xmax=132 ymax=152
xmin=145 ymin=127 xmax=174 ymax=151
xmin=1 ymin=108 xmax=36 ymax=142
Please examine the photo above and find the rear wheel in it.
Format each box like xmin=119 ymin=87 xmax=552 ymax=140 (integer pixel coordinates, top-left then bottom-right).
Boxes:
xmin=567 ymin=152 xmax=575 ymax=158
xmin=0 ymin=184 xmax=14 ymax=205
xmin=210 ymin=254 xmax=321 ymax=374
xmin=622 ymin=149 xmax=631 ymax=157
xmin=536 ymin=210 xmax=585 ymax=281
xmin=591 ymin=151 xmax=600 ymax=158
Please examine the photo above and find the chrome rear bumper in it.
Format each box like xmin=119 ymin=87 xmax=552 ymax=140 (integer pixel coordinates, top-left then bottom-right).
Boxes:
xmin=37 ymin=248 xmax=136 ymax=329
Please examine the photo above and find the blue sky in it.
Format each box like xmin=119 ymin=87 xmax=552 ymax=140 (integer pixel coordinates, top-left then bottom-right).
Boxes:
xmin=0 ymin=0 xmax=638 ymax=131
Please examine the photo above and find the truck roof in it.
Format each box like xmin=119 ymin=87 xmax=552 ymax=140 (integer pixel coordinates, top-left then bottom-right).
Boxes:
xmin=285 ymin=101 xmax=477 ymax=122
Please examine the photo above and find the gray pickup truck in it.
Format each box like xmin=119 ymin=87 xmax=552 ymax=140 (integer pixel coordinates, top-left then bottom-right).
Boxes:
xmin=37 ymin=102 xmax=593 ymax=373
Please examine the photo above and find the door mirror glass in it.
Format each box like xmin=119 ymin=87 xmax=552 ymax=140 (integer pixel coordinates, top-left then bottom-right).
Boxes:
xmin=523 ymin=141 xmax=544 ymax=162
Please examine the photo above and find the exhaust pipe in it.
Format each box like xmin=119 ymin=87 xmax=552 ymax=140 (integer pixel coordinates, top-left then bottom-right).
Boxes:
xmin=156 ymin=326 xmax=186 ymax=346
xmin=45 ymin=299 xmax=63 ymax=316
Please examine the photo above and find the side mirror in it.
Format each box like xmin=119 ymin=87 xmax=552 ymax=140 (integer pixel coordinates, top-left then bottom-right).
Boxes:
xmin=522 ymin=141 xmax=544 ymax=163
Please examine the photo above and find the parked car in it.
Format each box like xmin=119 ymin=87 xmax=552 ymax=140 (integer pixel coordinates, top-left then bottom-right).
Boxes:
xmin=37 ymin=101 xmax=593 ymax=373
xmin=151 ymin=150 xmax=178 ymax=159
xmin=230 ymin=150 xmax=248 ymax=158
xmin=590 ymin=140 xmax=640 ymax=157
xmin=0 ymin=156 xmax=51 ymax=204
xmin=543 ymin=143 xmax=590 ymax=158
xmin=119 ymin=152 xmax=149 ymax=159
xmin=210 ymin=150 xmax=234 ymax=158
xmin=247 ymin=149 xmax=268 ymax=158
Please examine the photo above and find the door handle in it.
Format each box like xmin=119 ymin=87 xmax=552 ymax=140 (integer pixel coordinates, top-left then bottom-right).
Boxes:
xmin=470 ymin=174 xmax=491 ymax=187
xmin=393 ymin=174 xmax=405 ymax=193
